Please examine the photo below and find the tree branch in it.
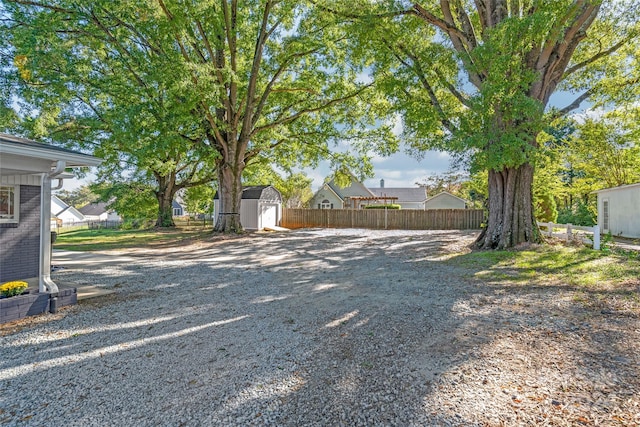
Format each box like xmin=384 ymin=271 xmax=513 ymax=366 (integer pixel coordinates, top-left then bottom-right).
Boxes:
xmin=252 ymin=83 xmax=374 ymax=136
xmin=563 ymin=36 xmax=629 ymax=78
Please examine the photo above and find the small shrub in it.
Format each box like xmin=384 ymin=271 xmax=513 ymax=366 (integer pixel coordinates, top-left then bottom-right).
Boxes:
xmin=363 ymin=204 xmax=401 ymax=210
xmin=0 ymin=281 xmax=28 ymax=298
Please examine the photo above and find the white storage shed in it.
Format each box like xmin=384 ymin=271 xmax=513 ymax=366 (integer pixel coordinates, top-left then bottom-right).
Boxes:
xmin=594 ymin=182 xmax=640 ymax=238
xmin=214 ymin=185 xmax=282 ymax=230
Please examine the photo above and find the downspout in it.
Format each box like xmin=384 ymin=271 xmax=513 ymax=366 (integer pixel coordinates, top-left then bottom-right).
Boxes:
xmin=39 ymin=160 xmax=66 ymax=296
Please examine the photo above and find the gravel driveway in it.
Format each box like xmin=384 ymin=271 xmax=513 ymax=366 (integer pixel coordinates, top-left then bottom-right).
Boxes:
xmin=1 ymin=229 xmax=638 ymax=426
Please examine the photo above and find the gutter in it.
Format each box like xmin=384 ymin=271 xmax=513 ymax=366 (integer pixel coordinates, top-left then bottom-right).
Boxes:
xmin=39 ymin=160 xmax=66 ymax=306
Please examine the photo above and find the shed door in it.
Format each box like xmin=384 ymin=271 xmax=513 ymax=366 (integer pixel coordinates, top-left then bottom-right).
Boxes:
xmin=260 ymin=204 xmax=278 ymax=229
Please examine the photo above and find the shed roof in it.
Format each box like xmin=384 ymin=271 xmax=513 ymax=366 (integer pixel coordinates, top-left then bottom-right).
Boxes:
xmin=592 ymin=182 xmax=640 ymax=194
xmin=368 ymin=187 xmax=427 ymax=202
xmin=214 ymin=185 xmax=281 ymax=200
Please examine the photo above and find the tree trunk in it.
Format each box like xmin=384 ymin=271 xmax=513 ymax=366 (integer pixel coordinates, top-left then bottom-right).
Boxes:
xmin=156 ymin=194 xmax=175 ymax=227
xmin=155 ymin=173 xmax=177 ymax=228
xmin=214 ymin=161 xmax=244 ymax=233
xmin=475 ymin=163 xmax=542 ymax=249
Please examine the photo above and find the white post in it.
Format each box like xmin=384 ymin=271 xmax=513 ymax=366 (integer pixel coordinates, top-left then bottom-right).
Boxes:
xmin=593 ymin=225 xmax=600 ymax=250
xmin=547 ymin=222 xmax=553 ymax=237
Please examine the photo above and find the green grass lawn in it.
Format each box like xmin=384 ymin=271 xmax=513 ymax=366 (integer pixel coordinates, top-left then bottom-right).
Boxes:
xmin=53 ymin=227 xmax=214 ymax=251
xmin=446 ymin=243 xmax=640 ymax=310
xmin=448 ymin=244 xmax=639 ymax=286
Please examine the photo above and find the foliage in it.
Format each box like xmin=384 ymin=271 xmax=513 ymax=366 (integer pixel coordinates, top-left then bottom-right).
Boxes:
xmin=275 ymin=173 xmax=314 ymax=209
xmin=532 ymin=152 xmax=561 ymax=223
xmin=363 ymin=204 xmax=401 ymax=210
xmin=564 ymin=117 xmax=640 ymax=191
xmin=540 ymin=113 xmax=640 ymax=224
xmin=557 ymin=201 xmax=596 ymax=227
xmin=3 ymin=1 xmax=394 ymax=232
xmin=416 ymin=170 xmax=489 ymax=209
xmin=90 ymin=181 xmax=157 ymax=225
xmin=182 ymin=184 xmax=217 ymax=219
xmin=335 ymin=0 xmax=640 ymax=248
xmin=416 ymin=171 xmax=466 ymax=196
xmin=2 ymin=0 xmax=220 ymax=228
xmin=0 ymin=281 xmax=28 ymax=298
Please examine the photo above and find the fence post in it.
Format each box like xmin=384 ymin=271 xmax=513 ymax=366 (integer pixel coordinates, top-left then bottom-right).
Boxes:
xmin=384 ymin=207 xmax=388 ymax=230
xmin=593 ymin=225 xmax=600 ymax=250
xmin=567 ymin=223 xmax=573 ymax=241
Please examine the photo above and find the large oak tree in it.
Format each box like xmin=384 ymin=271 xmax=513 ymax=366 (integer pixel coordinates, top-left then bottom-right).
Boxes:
xmin=342 ymin=0 xmax=639 ymax=248
xmin=3 ymin=2 xmax=221 ymax=227
xmin=3 ymin=0 xmax=393 ymax=232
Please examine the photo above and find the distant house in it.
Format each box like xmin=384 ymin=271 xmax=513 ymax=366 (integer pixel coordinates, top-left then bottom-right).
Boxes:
xmin=424 ymin=191 xmax=467 ymax=209
xmin=172 ymin=200 xmax=184 ymax=217
xmin=368 ymin=180 xmax=428 ymax=210
xmin=78 ymin=202 xmax=121 ymax=222
xmin=0 ymin=133 xmax=101 ymax=322
xmin=51 ymin=195 xmax=86 ymax=224
xmin=594 ymin=182 xmax=640 ymax=238
xmin=309 ymin=175 xmax=375 ymax=209
xmin=213 ymin=185 xmax=282 ymax=230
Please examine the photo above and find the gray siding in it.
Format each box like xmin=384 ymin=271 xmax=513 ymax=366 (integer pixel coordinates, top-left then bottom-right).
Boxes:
xmin=425 ymin=193 xmax=466 ymax=209
xmin=310 ymin=185 xmax=342 ymax=209
xmin=0 ymin=185 xmax=40 ymax=282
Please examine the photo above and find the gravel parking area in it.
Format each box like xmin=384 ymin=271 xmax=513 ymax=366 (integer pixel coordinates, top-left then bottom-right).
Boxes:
xmin=1 ymin=229 xmax=639 ymax=426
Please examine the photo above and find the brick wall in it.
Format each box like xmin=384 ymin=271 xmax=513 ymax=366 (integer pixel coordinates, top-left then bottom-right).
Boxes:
xmin=0 ymin=185 xmax=41 ymax=282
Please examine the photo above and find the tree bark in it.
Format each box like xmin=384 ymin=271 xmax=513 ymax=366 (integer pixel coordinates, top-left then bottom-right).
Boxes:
xmin=156 ymin=193 xmax=175 ymax=228
xmin=475 ymin=163 xmax=541 ymax=249
xmin=154 ymin=173 xmax=177 ymax=228
xmin=214 ymin=160 xmax=244 ymax=233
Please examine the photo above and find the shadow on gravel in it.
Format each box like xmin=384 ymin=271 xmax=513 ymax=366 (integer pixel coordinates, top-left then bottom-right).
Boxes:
xmin=1 ymin=229 xmax=638 ymax=426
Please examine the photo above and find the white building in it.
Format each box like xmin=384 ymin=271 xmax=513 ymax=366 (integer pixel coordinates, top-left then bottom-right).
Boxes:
xmin=51 ymin=195 xmax=86 ymax=224
xmin=213 ymin=185 xmax=282 ymax=230
xmin=594 ymin=183 xmax=640 ymax=238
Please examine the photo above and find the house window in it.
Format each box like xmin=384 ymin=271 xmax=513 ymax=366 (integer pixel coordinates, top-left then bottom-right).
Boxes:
xmin=603 ymin=199 xmax=609 ymax=231
xmin=320 ymin=199 xmax=332 ymax=209
xmin=173 ymin=207 xmax=182 ymax=216
xmin=0 ymin=185 xmax=20 ymax=223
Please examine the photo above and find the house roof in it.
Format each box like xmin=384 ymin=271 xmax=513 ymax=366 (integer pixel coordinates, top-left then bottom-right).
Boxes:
xmin=78 ymin=202 xmax=109 ymax=216
xmin=325 ymin=175 xmax=374 ymax=200
xmin=0 ymin=133 xmax=102 ymax=175
xmin=368 ymin=187 xmax=427 ymax=202
xmin=592 ymin=182 xmax=640 ymax=194
xmin=51 ymin=195 xmax=85 ymax=220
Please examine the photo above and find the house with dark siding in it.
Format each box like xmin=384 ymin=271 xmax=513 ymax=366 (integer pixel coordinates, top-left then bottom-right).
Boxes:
xmin=0 ymin=134 xmax=101 ymax=322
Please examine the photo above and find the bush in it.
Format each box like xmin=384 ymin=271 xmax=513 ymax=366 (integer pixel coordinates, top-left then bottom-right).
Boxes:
xmin=557 ymin=201 xmax=596 ymax=226
xmin=363 ymin=204 xmax=401 ymax=210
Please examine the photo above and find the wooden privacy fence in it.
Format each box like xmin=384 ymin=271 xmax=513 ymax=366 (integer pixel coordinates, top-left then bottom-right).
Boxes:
xmin=282 ymin=208 xmax=484 ymax=230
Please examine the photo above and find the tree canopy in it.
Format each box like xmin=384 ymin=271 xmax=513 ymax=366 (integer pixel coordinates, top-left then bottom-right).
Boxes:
xmin=2 ymin=0 xmax=396 ymax=232
xmin=331 ymin=0 xmax=640 ymax=247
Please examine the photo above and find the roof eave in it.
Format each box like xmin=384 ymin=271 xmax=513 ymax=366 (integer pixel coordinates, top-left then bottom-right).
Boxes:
xmin=0 ymin=141 xmax=101 ymax=168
